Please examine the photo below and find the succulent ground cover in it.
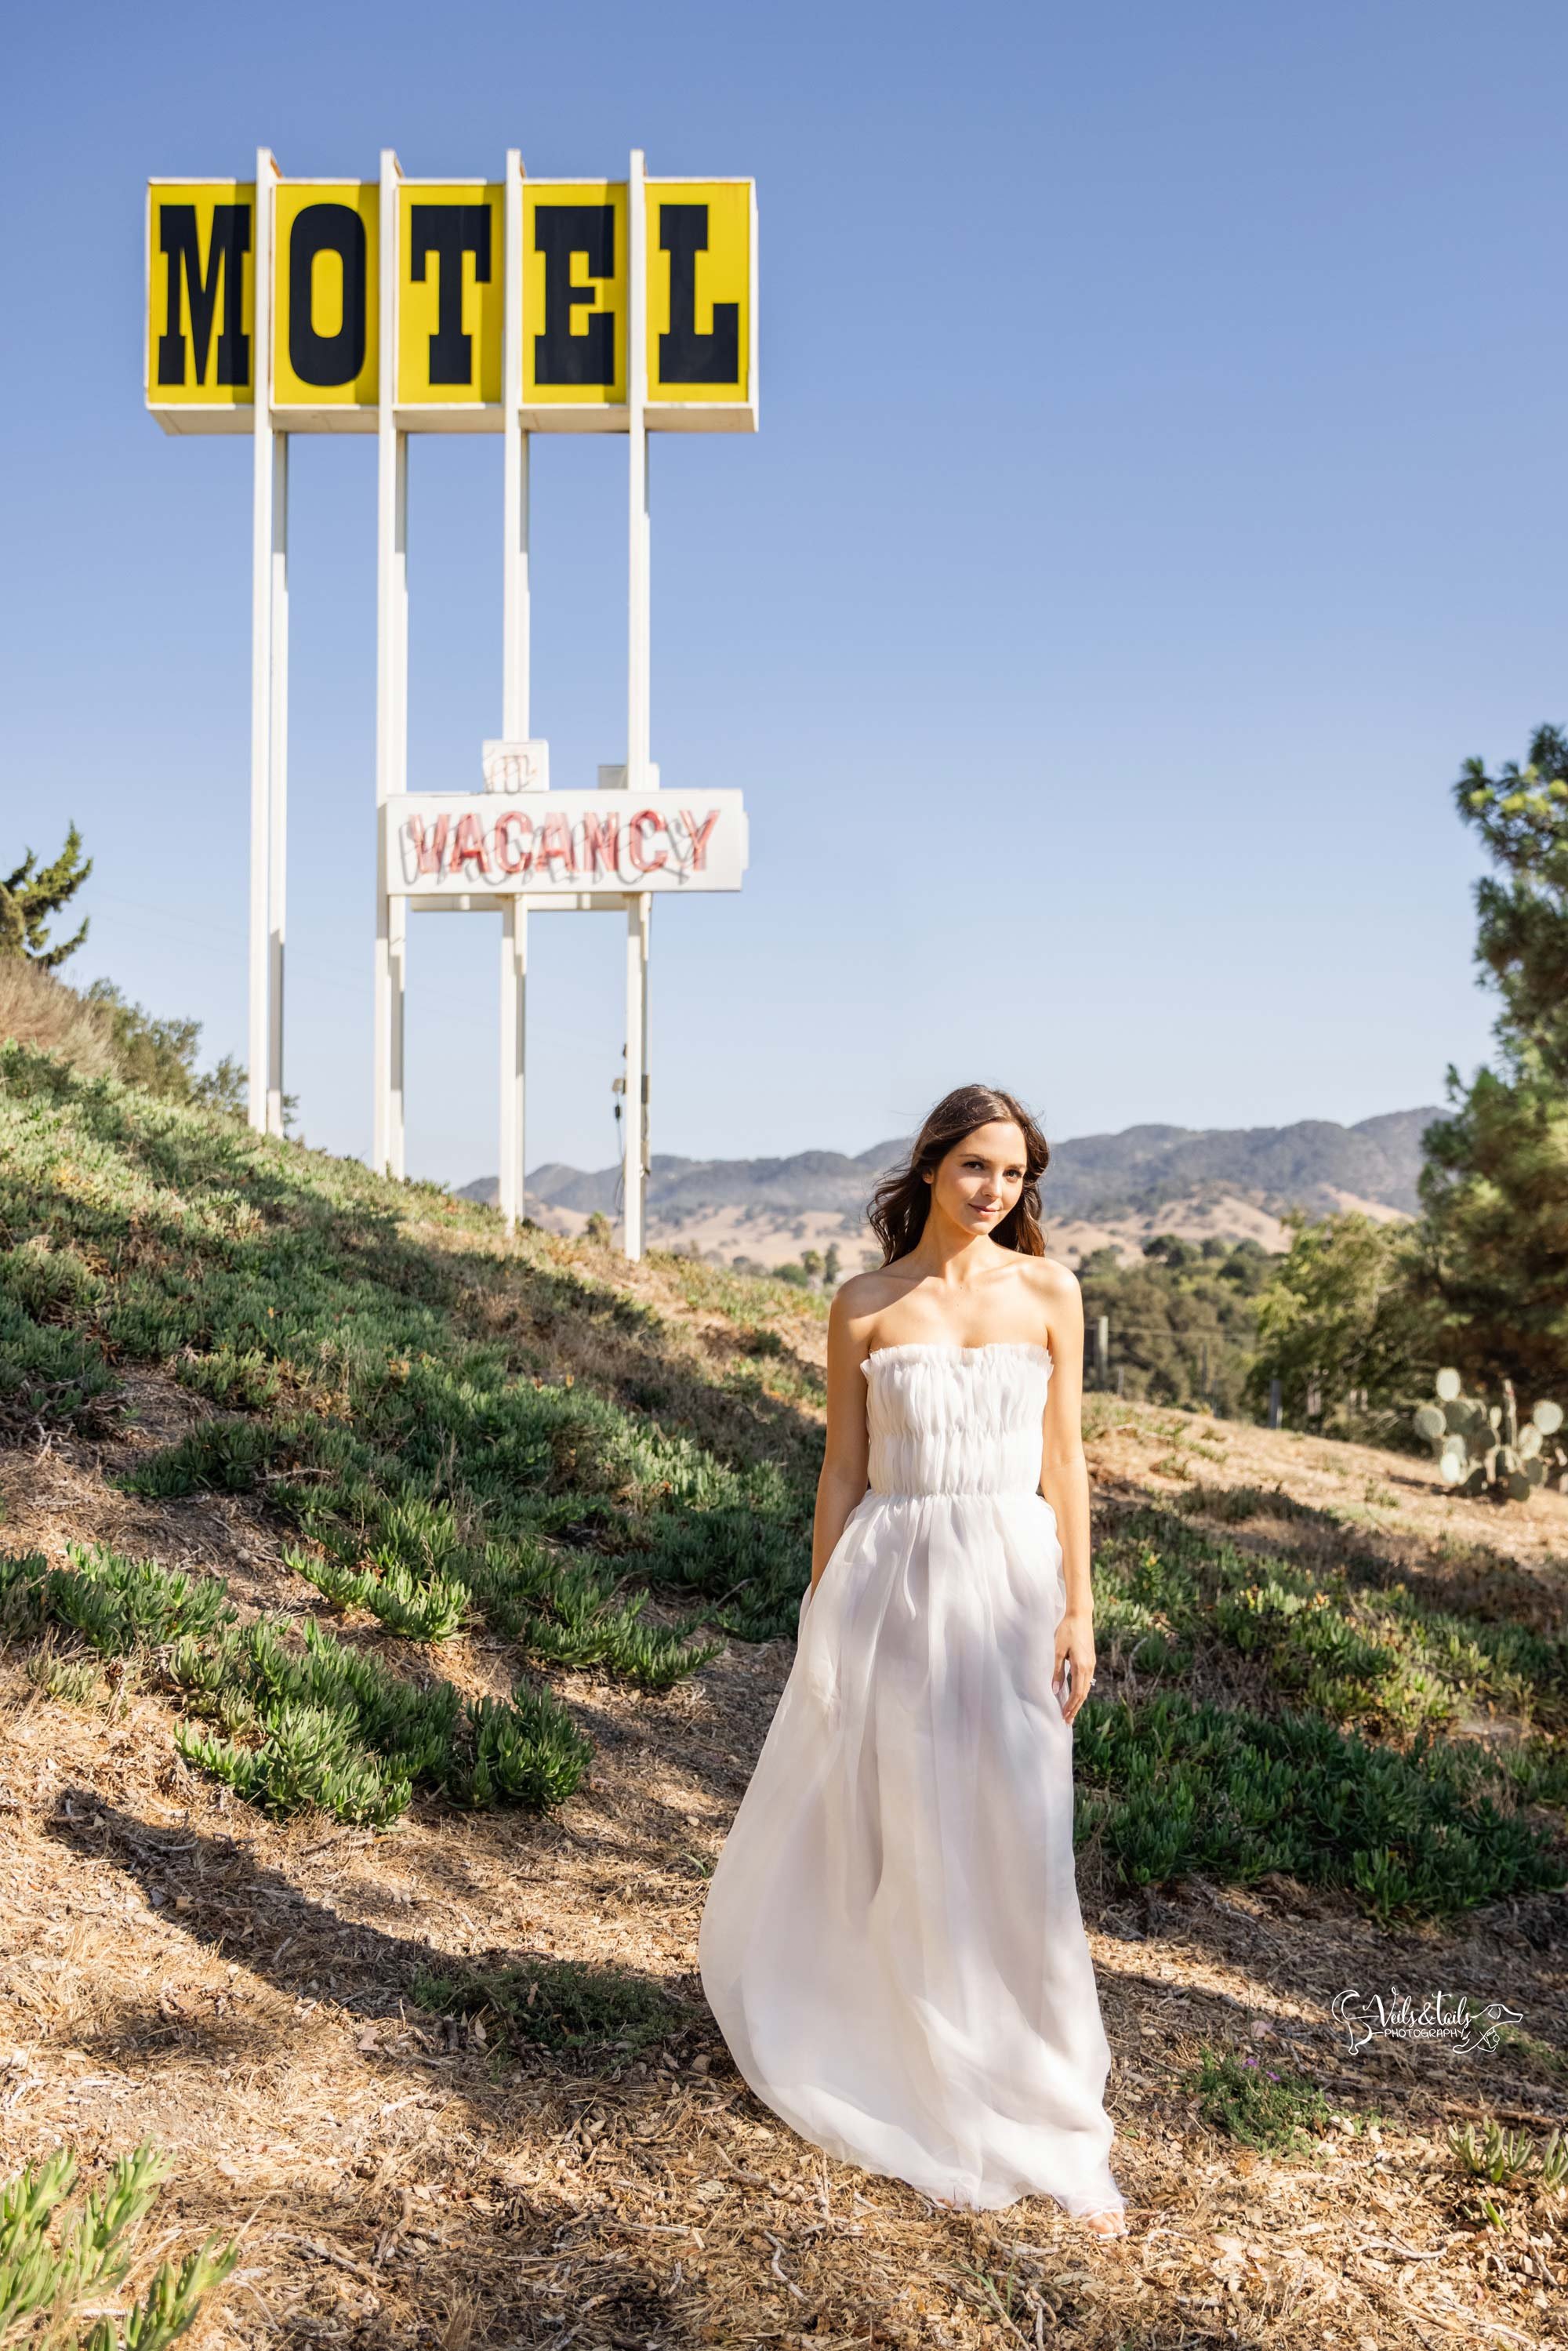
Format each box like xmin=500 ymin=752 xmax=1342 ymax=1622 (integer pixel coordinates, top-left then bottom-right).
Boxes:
xmin=1 ymin=1047 xmax=1566 ymax=2346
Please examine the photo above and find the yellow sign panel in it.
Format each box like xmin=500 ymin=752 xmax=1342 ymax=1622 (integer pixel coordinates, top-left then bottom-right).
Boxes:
xmin=397 ymin=182 xmax=503 ymax=407
xmin=273 ymin=183 xmax=379 ymax=409
xmin=147 ymin=181 xmax=256 ymax=405
xmin=645 ymin=180 xmax=750 ymax=407
xmin=146 ymin=169 xmax=756 ymax=428
xmin=522 ymin=181 xmax=627 ymax=410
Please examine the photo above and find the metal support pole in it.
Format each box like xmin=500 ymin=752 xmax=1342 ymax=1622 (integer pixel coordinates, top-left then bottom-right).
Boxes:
xmin=374 ymin=149 xmax=408 ymax=1178
xmin=499 ymin=147 xmax=530 ymax=1233
xmin=627 ymin=151 xmax=652 ymax=799
xmin=622 ymin=147 xmax=652 ymax=1261
xmin=624 ymin=895 xmax=650 ymax=1261
xmin=1094 ymin=1314 xmax=1109 ymax=1388
xmin=247 ymin=147 xmax=281 ymax=1136
xmin=266 ymin=430 xmax=289 ymax=1137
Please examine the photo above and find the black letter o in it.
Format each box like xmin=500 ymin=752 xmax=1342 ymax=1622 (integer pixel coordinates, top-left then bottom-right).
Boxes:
xmin=289 ymin=204 xmax=367 ymax=387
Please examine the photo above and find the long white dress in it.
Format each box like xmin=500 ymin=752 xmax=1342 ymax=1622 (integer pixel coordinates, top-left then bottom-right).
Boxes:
xmin=698 ymin=1341 xmax=1125 ymax=2218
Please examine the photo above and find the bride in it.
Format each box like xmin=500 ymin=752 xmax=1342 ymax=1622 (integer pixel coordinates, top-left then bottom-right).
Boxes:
xmin=698 ymin=1083 xmax=1129 ymax=2234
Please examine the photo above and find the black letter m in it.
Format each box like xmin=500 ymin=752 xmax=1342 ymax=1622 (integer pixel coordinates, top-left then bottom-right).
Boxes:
xmin=158 ymin=204 xmax=251 ymax=387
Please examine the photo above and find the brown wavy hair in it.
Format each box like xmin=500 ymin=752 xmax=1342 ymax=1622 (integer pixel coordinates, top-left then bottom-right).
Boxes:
xmin=866 ymin=1084 xmax=1051 ymax=1264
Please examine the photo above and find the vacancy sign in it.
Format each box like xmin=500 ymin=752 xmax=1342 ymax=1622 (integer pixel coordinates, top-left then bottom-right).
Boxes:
xmin=385 ymin=792 xmax=748 ymax=897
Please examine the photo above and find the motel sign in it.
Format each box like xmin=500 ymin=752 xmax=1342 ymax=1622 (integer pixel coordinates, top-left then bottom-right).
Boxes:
xmin=147 ymin=151 xmax=756 ymax=1257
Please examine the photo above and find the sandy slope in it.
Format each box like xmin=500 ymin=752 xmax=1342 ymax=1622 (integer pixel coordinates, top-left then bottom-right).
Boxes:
xmin=2 ymin=1300 xmax=1565 ymax=2349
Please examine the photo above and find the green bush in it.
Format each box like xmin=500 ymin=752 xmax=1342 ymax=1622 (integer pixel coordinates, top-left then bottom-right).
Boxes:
xmin=118 ymin=1417 xmax=296 ymax=1498
xmin=8 ymin=1540 xmax=589 ymax=1829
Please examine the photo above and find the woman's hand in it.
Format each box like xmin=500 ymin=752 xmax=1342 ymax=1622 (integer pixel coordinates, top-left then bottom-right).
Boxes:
xmin=1053 ymin=1610 xmax=1098 ymax=1725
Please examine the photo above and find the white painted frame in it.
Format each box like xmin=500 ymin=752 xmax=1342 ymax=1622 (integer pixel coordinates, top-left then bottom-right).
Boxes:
xmin=151 ymin=147 xmax=756 ymax=1261
xmin=372 ymin=148 xmax=408 ymax=1177
xmin=499 ymin=147 xmax=531 ymax=1233
xmin=248 ymin=147 xmax=287 ymax=1137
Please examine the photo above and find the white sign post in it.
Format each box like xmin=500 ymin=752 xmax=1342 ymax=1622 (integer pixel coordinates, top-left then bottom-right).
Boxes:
xmin=147 ymin=147 xmax=757 ymax=1260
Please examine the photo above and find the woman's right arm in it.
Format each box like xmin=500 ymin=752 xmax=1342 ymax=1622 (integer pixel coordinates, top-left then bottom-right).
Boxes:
xmin=810 ymin=1285 xmax=874 ymax=1592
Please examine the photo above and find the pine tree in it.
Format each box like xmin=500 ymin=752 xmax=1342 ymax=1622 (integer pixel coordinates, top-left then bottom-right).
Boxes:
xmin=1453 ymin=723 xmax=1568 ymax=1081
xmin=1419 ymin=727 xmax=1568 ymax=1391
xmin=0 ymin=824 xmax=93 ymax=967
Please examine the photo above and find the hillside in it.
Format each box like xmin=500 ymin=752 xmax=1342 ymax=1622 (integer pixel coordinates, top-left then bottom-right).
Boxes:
xmin=465 ymin=1108 xmax=1440 ymax=1269
xmin=2 ymin=1047 xmax=1565 ymax=2350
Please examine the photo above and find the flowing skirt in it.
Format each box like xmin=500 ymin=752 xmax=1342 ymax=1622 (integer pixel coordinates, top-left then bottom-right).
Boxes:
xmin=697 ymin=1487 xmax=1125 ymax=2215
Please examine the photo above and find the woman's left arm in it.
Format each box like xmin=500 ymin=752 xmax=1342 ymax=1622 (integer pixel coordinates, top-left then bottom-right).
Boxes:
xmin=1036 ymin=1261 xmax=1097 ymax=1725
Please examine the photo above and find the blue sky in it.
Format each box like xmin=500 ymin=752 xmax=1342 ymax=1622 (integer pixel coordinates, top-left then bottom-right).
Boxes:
xmin=4 ymin=0 xmax=1563 ymax=1183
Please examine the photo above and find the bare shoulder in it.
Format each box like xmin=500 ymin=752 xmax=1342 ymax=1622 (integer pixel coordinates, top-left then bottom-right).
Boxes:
xmin=832 ymin=1269 xmax=898 ymax=1327
xmin=1026 ymin=1252 xmax=1082 ymax=1304
xmin=1018 ymin=1252 xmax=1083 ymax=1327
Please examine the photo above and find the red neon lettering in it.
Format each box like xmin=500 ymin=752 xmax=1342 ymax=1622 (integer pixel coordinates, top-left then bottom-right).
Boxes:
xmin=581 ymin=811 xmax=620 ymax=876
xmin=451 ymin=811 xmax=489 ymax=873
xmin=493 ymin=811 xmax=533 ymax=874
xmin=536 ymin=811 xmax=577 ymax=875
xmin=680 ymin=807 xmax=720 ymax=870
xmin=408 ymin=813 xmax=450 ymax=875
xmin=627 ymin=808 xmax=668 ymax=873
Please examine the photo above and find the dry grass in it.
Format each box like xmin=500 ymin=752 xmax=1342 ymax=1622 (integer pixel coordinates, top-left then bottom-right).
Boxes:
xmin=0 ymin=959 xmax=116 ymax=1079
xmin=2 ymin=1323 xmax=1566 ymax=2347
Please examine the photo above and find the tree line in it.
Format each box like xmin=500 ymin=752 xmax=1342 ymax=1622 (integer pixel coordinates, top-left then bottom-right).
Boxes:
xmin=1245 ymin=725 xmax=1567 ymax=1439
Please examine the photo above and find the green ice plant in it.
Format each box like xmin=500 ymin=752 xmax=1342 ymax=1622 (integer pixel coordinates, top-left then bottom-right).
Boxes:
xmin=0 ymin=2141 xmax=235 ymax=2351
xmin=5 ymin=1539 xmax=590 ymax=1829
xmin=0 ymin=1547 xmax=236 ymax=1654
xmin=1449 ymin=2117 xmax=1538 ymax=2190
xmin=1414 ymin=1368 xmax=1567 ymax=1503
xmin=167 ymin=1614 xmax=592 ymax=1825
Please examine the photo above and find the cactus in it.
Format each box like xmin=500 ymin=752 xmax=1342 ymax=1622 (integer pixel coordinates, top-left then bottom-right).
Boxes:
xmin=1414 ymin=1370 xmax=1567 ymax=1504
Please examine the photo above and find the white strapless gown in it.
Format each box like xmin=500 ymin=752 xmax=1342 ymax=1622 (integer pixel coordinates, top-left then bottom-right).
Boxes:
xmin=698 ymin=1341 xmax=1125 ymax=2218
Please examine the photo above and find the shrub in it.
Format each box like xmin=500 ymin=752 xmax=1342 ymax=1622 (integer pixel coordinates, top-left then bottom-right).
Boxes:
xmin=0 ymin=955 xmax=116 ymax=1076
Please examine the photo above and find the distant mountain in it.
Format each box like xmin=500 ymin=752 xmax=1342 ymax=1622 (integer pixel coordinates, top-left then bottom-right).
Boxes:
xmin=460 ymin=1110 xmax=1443 ymax=1252
xmin=1040 ymin=1109 xmax=1439 ymax=1220
xmin=494 ymin=1140 xmax=907 ymax=1222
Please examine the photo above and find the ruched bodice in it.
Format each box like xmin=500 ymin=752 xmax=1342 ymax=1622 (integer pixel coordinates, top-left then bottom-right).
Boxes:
xmin=864 ymin=1339 xmax=1051 ymax=1499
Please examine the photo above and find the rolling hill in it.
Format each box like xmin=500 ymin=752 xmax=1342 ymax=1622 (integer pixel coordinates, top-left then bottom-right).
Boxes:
xmin=2 ymin=1043 xmax=1563 ymax=2347
xmin=463 ymin=1107 xmax=1442 ymax=1268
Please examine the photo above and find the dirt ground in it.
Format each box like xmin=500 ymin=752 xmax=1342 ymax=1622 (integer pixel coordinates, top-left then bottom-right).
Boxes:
xmin=2 ymin=1340 xmax=1566 ymax=2350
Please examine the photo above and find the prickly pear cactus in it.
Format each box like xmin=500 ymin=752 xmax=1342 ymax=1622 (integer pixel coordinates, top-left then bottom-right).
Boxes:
xmin=1414 ymin=1370 xmax=1567 ymax=1503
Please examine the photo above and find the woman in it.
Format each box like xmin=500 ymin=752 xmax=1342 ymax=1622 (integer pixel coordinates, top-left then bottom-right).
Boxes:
xmin=698 ymin=1083 xmax=1128 ymax=2233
